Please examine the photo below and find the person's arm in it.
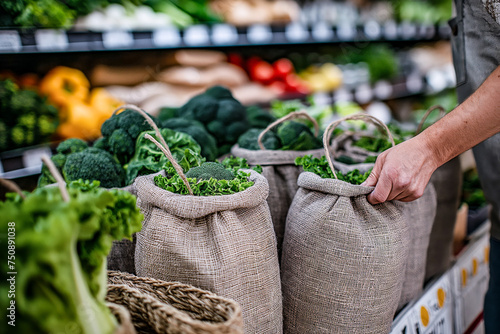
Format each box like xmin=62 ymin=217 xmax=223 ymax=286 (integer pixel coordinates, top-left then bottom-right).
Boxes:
xmin=363 ymin=65 xmax=500 ymax=205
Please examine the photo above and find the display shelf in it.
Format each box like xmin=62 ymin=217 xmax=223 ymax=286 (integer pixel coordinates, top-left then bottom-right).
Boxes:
xmin=0 ymin=144 xmax=55 ymax=180
xmin=0 ymin=21 xmax=450 ymax=54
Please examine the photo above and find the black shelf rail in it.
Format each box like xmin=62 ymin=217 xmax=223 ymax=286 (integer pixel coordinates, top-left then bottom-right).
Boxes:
xmin=0 ymin=21 xmax=450 ymax=54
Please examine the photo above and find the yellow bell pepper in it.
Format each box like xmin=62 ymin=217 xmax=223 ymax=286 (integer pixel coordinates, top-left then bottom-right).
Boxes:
xmin=39 ymin=66 xmax=90 ymax=108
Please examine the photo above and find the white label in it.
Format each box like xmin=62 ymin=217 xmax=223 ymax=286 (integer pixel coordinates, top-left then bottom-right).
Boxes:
xmin=211 ymin=24 xmax=238 ymax=45
xmin=0 ymin=30 xmax=22 ymax=52
xmin=102 ymin=30 xmax=133 ymax=49
xmin=183 ymin=25 xmax=210 ymax=46
xmin=247 ymin=24 xmax=272 ymax=43
xmin=22 ymin=146 xmax=52 ymax=169
xmin=35 ymin=29 xmax=68 ymax=51
xmin=285 ymin=23 xmax=309 ymax=42
xmin=364 ymin=21 xmax=381 ymax=40
xmin=152 ymin=27 xmax=181 ymax=47
xmin=311 ymin=22 xmax=333 ymax=41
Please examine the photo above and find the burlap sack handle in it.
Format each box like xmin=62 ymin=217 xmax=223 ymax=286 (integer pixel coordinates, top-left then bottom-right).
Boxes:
xmin=113 ymin=104 xmax=194 ymax=195
xmin=415 ymin=105 xmax=446 ymax=135
xmin=0 ymin=178 xmax=26 ymax=199
xmin=323 ymin=113 xmax=395 ymax=179
xmin=144 ymin=134 xmax=194 ymax=195
xmin=257 ymin=110 xmax=320 ymax=150
xmin=41 ymin=154 xmax=70 ymax=202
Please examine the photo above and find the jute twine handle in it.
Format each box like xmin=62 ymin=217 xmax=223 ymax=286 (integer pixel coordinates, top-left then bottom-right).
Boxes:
xmin=257 ymin=110 xmax=320 ymax=150
xmin=113 ymin=104 xmax=194 ymax=195
xmin=41 ymin=154 xmax=70 ymax=202
xmin=415 ymin=105 xmax=446 ymax=135
xmin=0 ymin=178 xmax=26 ymax=199
xmin=323 ymin=113 xmax=395 ymax=179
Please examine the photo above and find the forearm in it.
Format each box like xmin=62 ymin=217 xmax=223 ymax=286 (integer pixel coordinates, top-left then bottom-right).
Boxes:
xmin=418 ymin=65 xmax=500 ymax=167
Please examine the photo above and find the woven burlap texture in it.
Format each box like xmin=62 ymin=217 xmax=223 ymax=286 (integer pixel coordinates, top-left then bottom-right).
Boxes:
xmin=230 ymin=144 xmax=323 ymax=259
xmin=106 ymin=271 xmax=243 ymax=334
xmin=134 ymin=170 xmax=282 ymax=334
xmin=281 ymin=172 xmax=409 ymax=334
xmin=425 ymin=157 xmax=462 ymax=281
xmin=397 ymin=182 xmax=437 ymax=310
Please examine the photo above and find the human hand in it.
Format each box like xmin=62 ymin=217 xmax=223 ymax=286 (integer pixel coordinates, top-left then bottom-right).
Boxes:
xmin=361 ymin=136 xmax=439 ymax=205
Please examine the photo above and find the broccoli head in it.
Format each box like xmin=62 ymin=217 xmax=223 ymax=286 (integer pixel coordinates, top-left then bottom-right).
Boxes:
xmin=246 ymin=105 xmax=276 ymax=129
xmin=226 ymin=121 xmax=250 ymax=144
xmin=206 ymin=120 xmax=226 ymax=139
xmin=100 ymin=109 xmax=156 ymax=164
xmin=37 ymin=153 xmax=68 ymax=187
xmin=216 ymin=99 xmax=247 ymax=125
xmin=277 ymin=121 xmax=322 ymax=151
xmin=185 ymin=162 xmax=235 ymax=181
xmin=56 ymin=138 xmax=88 ymax=155
xmin=204 ymin=85 xmax=235 ymax=100
xmin=162 ymin=117 xmax=218 ymax=161
xmin=92 ymin=137 xmax=108 ymax=151
xmin=177 ymin=94 xmax=219 ymax=123
xmin=238 ymin=128 xmax=281 ymax=150
xmin=62 ymin=147 xmax=125 ymax=188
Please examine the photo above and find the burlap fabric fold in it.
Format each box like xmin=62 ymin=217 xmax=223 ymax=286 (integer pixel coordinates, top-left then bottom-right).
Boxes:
xmin=281 ymin=172 xmax=409 ymax=334
xmin=134 ymin=170 xmax=282 ymax=334
xmin=397 ymin=182 xmax=437 ymax=310
xmin=230 ymin=144 xmax=323 ymax=259
xmin=106 ymin=270 xmax=244 ymax=334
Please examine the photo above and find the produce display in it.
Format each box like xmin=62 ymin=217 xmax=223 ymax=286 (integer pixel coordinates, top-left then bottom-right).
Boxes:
xmin=0 ymin=179 xmax=143 ymax=333
xmin=0 ymin=79 xmax=59 ymax=151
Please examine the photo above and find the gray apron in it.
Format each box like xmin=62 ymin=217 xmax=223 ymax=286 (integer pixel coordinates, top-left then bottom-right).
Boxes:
xmin=450 ymin=0 xmax=500 ymax=239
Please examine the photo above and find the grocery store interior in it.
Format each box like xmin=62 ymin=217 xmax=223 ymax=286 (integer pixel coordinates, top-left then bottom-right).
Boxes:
xmin=0 ymin=1 xmax=493 ymax=333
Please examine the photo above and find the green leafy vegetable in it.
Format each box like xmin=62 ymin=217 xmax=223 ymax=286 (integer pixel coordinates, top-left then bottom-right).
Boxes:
xmin=295 ymin=155 xmax=372 ymax=185
xmin=237 ymin=128 xmax=282 ymax=151
xmin=0 ymin=180 xmax=143 ymax=334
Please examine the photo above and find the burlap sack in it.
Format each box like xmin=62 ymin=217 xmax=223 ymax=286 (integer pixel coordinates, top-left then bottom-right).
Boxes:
xmin=425 ymin=156 xmax=462 ymax=281
xmin=281 ymin=114 xmax=409 ymax=334
xmin=230 ymin=111 xmax=324 ymax=259
xmin=397 ymin=182 xmax=437 ymax=309
xmin=106 ymin=270 xmax=244 ymax=334
xmin=107 ymin=302 xmax=137 ymax=334
xmin=134 ymin=169 xmax=282 ymax=334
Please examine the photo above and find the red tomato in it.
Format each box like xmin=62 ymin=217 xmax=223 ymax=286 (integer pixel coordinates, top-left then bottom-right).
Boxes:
xmin=273 ymin=58 xmax=294 ymax=79
xmin=249 ymin=60 xmax=275 ymax=84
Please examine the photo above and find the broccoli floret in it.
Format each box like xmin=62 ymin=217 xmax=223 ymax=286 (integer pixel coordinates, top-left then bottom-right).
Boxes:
xmin=177 ymin=94 xmax=219 ymax=123
xmin=185 ymin=162 xmax=235 ymax=181
xmin=100 ymin=109 xmax=156 ymax=164
xmin=226 ymin=121 xmax=250 ymax=143
xmin=62 ymin=147 xmax=124 ymax=188
xmin=206 ymin=120 xmax=226 ymax=138
xmin=238 ymin=128 xmax=281 ymax=150
xmin=216 ymin=99 xmax=247 ymax=125
xmin=277 ymin=121 xmax=322 ymax=151
xmin=162 ymin=117 xmax=218 ymax=161
xmin=157 ymin=107 xmax=179 ymax=122
xmin=56 ymin=138 xmax=88 ymax=155
xmin=92 ymin=137 xmax=108 ymax=151
xmin=204 ymin=85 xmax=235 ymax=100
xmin=246 ymin=105 xmax=276 ymax=129
xmin=38 ymin=153 xmax=67 ymax=187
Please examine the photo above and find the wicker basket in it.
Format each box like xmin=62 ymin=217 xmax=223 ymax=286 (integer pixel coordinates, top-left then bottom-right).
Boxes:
xmin=106 ymin=271 xmax=244 ymax=334
xmin=108 ymin=302 xmax=137 ymax=334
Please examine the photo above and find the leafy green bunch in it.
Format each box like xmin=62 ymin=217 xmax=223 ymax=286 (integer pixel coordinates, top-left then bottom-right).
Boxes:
xmin=154 ymin=156 xmax=260 ymax=196
xmin=295 ymin=155 xmax=372 ymax=185
xmin=0 ymin=180 xmax=143 ymax=334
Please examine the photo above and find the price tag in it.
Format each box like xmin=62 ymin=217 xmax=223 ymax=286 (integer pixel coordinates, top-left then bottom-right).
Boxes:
xmin=102 ymin=30 xmax=133 ymax=49
xmin=152 ymin=27 xmax=181 ymax=47
xmin=336 ymin=23 xmax=356 ymax=40
xmin=0 ymin=30 xmax=22 ymax=52
xmin=211 ymin=24 xmax=238 ymax=45
xmin=374 ymin=80 xmax=393 ymax=100
xmin=247 ymin=24 xmax=273 ymax=44
xmin=364 ymin=21 xmax=381 ymax=40
xmin=183 ymin=25 xmax=210 ymax=46
xmin=383 ymin=21 xmax=398 ymax=40
xmin=285 ymin=23 xmax=309 ymax=42
xmin=22 ymin=146 xmax=52 ymax=169
xmin=311 ymin=22 xmax=333 ymax=41
xmin=35 ymin=29 xmax=68 ymax=51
